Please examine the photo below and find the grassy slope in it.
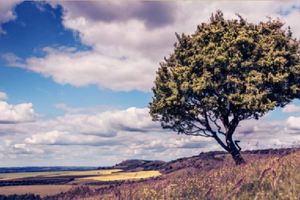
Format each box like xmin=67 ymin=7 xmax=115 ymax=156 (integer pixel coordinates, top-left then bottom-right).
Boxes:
xmin=1 ymin=148 xmax=299 ymax=199
xmin=83 ymin=149 xmax=300 ymax=200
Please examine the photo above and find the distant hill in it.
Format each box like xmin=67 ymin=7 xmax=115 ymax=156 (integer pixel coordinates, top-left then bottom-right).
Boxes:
xmin=112 ymin=159 xmax=166 ymax=171
xmin=1 ymin=147 xmax=300 ymax=200
xmin=0 ymin=166 xmax=98 ymax=174
xmin=74 ymin=147 xmax=300 ymax=200
xmin=3 ymin=148 xmax=297 ymax=174
xmin=108 ymin=147 xmax=300 ymax=173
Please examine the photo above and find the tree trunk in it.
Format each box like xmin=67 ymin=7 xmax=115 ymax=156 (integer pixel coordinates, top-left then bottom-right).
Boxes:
xmin=226 ymin=136 xmax=245 ymax=165
xmin=230 ymin=149 xmax=245 ymax=165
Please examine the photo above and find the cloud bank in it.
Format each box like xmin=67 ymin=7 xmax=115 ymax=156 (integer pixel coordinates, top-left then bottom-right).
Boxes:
xmin=1 ymin=102 xmax=300 ymax=166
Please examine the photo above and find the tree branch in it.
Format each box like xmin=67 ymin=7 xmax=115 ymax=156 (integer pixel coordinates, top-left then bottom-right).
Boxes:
xmin=203 ymin=111 xmax=229 ymax=151
xmin=207 ymin=112 xmax=226 ymax=135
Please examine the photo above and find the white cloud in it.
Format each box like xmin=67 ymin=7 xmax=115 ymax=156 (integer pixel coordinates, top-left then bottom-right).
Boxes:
xmin=23 ymin=47 xmax=155 ymax=91
xmin=1 ymin=53 xmax=25 ymax=67
xmin=0 ymin=99 xmax=35 ymax=124
xmin=0 ymin=91 xmax=7 ymax=100
xmin=54 ymin=103 xmax=120 ymax=114
xmin=282 ymin=104 xmax=300 ymax=113
xmin=5 ymin=1 xmax=300 ymax=91
xmin=24 ymin=130 xmax=117 ymax=146
xmin=0 ymin=1 xmax=21 ymax=33
xmin=286 ymin=116 xmax=300 ymax=130
xmin=45 ymin=107 xmax=159 ymax=137
xmin=1 ymin=105 xmax=300 ymax=166
xmin=0 ymin=106 xmax=217 ymax=165
xmin=11 ymin=143 xmax=45 ymax=155
xmin=235 ymin=118 xmax=300 ymax=150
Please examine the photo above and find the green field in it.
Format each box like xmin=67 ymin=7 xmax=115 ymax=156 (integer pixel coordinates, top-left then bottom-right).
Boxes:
xmin=0 ymin=169 xmax=161 ymax=197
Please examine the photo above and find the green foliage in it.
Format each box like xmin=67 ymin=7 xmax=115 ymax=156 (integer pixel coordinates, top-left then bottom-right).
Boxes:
xmin=149 ymin=11 xmax=300 ymax=146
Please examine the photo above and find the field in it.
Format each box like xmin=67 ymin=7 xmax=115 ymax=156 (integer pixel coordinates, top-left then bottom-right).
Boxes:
xmin=0 ymin=169 xmax=121 ymax=181
xmin=0 ymin=185 xmax=73 ymax=197
xmin=0 ymin=148 xmax=299 ymax=199
xmin=80 ymin=170 xmax=161 ymax=181
xmin=0 ymin=168 xmax=161 ymax=197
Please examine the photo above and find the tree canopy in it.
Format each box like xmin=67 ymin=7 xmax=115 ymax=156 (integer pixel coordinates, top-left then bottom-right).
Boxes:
xmin=149 ymin=11 xmax=300 ymax=164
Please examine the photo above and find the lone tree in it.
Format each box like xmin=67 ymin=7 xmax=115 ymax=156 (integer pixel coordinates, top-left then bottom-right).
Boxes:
xmin=149 ymin=11 xmax=300 ymax=165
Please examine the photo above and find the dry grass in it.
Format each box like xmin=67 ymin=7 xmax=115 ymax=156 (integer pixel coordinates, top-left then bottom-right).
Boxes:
xmin=80 ymin=170 xmax=161 ymax=182
xmin=87 ymin=150 xmax=300 ymax=200
xmin=131 ymin=150 xmax=300 ymax=200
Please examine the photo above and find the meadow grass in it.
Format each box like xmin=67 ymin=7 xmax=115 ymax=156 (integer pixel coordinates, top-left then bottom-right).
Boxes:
xmin=133 ymin=151 xmax=300 ymax=200
xmin=95 ymin=150 xmax=300 ymax=200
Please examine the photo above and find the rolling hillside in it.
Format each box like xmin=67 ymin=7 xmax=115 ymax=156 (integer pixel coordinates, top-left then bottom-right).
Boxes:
xmin=43 ymin=147 xmax=300 ymax=200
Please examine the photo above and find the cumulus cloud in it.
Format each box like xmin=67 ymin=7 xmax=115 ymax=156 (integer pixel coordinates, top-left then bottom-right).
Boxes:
xmin=0 ymin=91 xmax=7 ymax=100
xmin=1 ymin=106 xmax=161 ymax=140
xmin=282 ymin=104 xmax=300 ymax=113
xmin=0 ymin=106 xmax=219 ymax=165
xmin=59 ymin=1 xmax=176 ymax=29
xmin=23 ymin=47 xmax=155 ymax=91
xmin=286 ymin=116 xmax=300 ymax=130
xmin=1 ymin=105 xmax=300 ymax=166
xmin=234 ymin=118 xmax=300 ymax=150
xmin=54 ymin=103 xmax=120 ymax=114
xmin=0 ymin=92 xmax=35 ymax=124
xmin=0 ymin=1 xmax=21 ymax=33
xmin=11 ymin=143 xmax=45 ymax=155
xmin=24 ymin=130 xmax=118 ymax=146
xmin=44 ymin=107 xmax=160 ymax=137
xmin=5 ymin=1 xmax=300 ymax=92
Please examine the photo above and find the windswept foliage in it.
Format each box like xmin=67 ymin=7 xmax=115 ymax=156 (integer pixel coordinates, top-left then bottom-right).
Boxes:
xmin=150 ymin=11 xmax=300 ymax=164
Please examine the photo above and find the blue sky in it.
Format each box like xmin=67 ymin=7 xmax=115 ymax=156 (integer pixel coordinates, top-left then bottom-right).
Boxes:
xmin=0 ymin=1 xmax=300 ymax=167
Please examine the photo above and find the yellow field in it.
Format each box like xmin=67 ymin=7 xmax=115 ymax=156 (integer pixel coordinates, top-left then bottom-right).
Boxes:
xmin=81 ymin=170 xmax=161 ymax=181
xmin=47 ymin=169 xmax=122 ymax=177
xmin=0 ymin=169 xmax=121 ymax=180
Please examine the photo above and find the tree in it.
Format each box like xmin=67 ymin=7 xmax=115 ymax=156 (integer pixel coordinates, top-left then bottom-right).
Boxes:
xmin=149 ymin=11 xmax=300 ymax=165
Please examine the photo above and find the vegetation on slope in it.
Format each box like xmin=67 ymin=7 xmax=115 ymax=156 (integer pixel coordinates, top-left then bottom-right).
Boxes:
xmin=91 ymin=149 xmax=300 ymax=200
xmin=1 ymin=148 xmax=299 ymax=199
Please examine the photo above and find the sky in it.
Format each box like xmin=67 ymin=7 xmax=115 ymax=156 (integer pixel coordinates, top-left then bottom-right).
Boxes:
xmin=1 ymin=1 xmax=300 ymax=167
